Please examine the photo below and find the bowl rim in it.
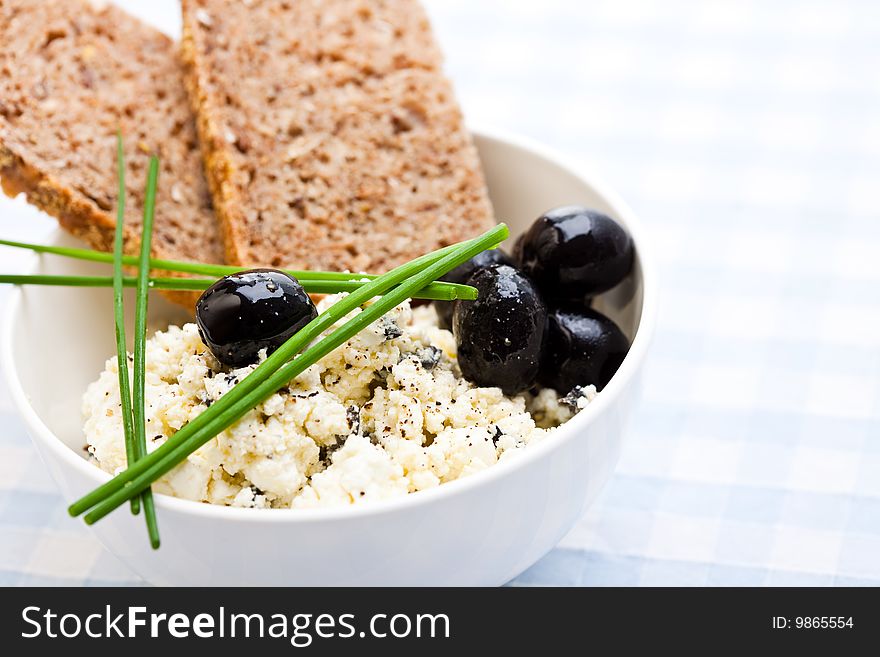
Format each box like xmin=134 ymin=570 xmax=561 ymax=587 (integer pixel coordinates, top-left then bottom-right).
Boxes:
xmin=1 ymin=125 xmax=658 ymax=524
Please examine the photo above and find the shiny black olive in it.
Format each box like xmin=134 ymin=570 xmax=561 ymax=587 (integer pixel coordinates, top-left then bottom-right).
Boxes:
xmin=515 ymin=206 xmax=633 ymax=307
xmin=196 ymin=269 xmax=317 ymax=367
xmin=453 ymin=264 xmax=547 ymax=394
xmin=434 ymin=249 xmax=515 ymax=329
xmin=540 ymin=308 xmax=629 ymax=393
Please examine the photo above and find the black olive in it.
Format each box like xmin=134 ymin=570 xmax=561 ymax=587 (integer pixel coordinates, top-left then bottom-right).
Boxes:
xmin=540 ymin=308 xmax=629 ymax=393
xmin=453 ymin=264 xmax=547 ymax=394
xmin=515 ymin=206 xmax=633 ymax=307
xmin=196 ymin=269 xmax=317 ymax=367
xmin=434 ymin=249 xmax=515 ymax=329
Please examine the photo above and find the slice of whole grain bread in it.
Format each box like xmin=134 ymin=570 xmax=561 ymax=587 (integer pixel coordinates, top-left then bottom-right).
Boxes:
xmin=0 ymin=0 xmax=224 ymax=306
xmin=181 ymin=0 xmax=495 ymax=273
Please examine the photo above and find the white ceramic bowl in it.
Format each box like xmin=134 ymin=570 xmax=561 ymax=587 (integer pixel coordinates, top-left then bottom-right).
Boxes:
xmin=2 ymin=129 xmax=656 ymax=586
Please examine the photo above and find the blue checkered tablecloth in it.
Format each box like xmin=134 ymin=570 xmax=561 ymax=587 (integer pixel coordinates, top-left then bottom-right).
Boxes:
xmin=1 ymin=0 xmax=878 ymax=586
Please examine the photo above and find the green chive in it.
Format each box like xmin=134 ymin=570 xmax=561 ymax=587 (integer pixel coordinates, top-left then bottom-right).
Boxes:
xmin=0 ymin=238 xmax=476 ymax=300
xmin=0 ymin=274 xmax=476 ymax=301
xmin=133 ymin=155 xmax=160 ymax=549
xmin=112 ymin=135 xmax=140 ymax=516
xmin=69 ymin=224 xmax=507 ymax=522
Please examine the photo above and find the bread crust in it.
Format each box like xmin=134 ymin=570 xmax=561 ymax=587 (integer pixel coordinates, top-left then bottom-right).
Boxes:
xmin=181 ymin=26 xmax=249 ymax=267
xmin=1 ymin=142 xmax=115 ymax=251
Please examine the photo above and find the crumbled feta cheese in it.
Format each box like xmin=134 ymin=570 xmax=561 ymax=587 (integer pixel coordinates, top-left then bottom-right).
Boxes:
xmin=82 ymin=297 xmax=593 ymax=509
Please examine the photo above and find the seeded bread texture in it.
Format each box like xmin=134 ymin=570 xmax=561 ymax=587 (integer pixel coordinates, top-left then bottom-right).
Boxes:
xmin=0 ymin=0 xmax=223 ymax=306
xmin=181 ymin=0 xmax=495 ymax=272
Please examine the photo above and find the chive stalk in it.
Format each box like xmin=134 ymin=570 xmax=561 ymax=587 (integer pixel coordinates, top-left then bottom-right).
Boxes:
xmin=0 ymin=238 xmax=475 ymax=299
xmin=132 ymin=156 xmax=161 ymax=549
xmin=111 ymin=135 xmax=140 ymax=516
xmin=0 ymin=274 xmax=476 ymax=301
